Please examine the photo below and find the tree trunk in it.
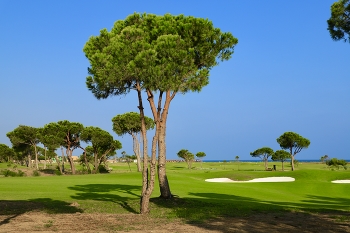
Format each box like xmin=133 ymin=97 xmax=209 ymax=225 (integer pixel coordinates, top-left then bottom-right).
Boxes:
xmin=33 ymin=144 xmax=39 ymax=170
xmin=138 ymin=84 xmax=156 ymax=214
xmin=44 ymin=147 xmax=47 ymax=169
xmin=27 ymin=153 xmax=32 ymax=168
xmin=291 ymin=156 xmax=295 ymax=171
xmin=154 ymin=90 xmax=175 ymax=199
xmin=264 ymin=158 xmax=268 ymax=171
xmin=131 ymin=133 xmax=142 ymax=172
xmin=94 ymin=151 xmax=99 ymax=174
xmin=60 ymin=147 xmax=65 ymax=173
xmin=290 ymin=148 xmax=295 ymax=171
xmin=80 ymin=146 xmax=91 ymax=173
xmin=55 ymin=155 xmax=63 ymax=174
xmin=158 ymin=119 xmax=172 ymax=198
xmin=67 ymin=149 xmax=76 ymax=174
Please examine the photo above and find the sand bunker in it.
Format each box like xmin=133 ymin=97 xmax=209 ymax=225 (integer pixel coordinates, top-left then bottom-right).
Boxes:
xmin=331 ymin=180 xmax=350 ymax=183
xmin=205 ymin=177 xmax=295 ymax=183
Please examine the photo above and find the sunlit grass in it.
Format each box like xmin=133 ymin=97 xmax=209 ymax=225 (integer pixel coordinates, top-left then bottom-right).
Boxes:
xmin=0 ymin=161 xmax=349 ymax=222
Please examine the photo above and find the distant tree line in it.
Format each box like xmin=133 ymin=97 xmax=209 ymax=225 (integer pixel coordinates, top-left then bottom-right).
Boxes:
xmin=2 ymin=121 xmax=123 ymax=175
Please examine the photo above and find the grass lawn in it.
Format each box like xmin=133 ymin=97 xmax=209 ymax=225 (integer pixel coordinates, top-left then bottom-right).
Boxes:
xmin=0 ymin=161 xmax=349 ymax=231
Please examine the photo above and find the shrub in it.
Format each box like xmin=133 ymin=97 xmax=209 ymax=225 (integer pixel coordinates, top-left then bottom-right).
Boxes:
xmin=17 ymin=170 xmax=25 ymax=177
xmin=0 ymin=169 xmax=26 ymax=177
xmin=326 ymin=158 xmax=348 ymax=170
xmin=54 ymin=170 xmax=62 ymax=176
xmin=98 ymin=165 xmax=109 ymax=173
xmin=32 ymin=170 xmax=41 ymax=177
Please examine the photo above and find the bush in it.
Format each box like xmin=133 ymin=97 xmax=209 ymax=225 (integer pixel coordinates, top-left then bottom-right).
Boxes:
xmin=32 ymin=170 xmax=41 ymax=177
xmin=54 ymin=170 xmax=62 ymax=176
xmin=0 ymin=169 xmax=26 ymax=177
xmin=326 ymin=158 xmax=348 ymax=170
xmin=17 ymin=170 xmax=25 ymax=177
xmin=98 ymin=165 xmax=109 ymax=173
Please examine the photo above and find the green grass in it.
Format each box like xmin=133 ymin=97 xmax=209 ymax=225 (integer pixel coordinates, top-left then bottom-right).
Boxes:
xmin=0 ymin=161 xmax=349 ymax=222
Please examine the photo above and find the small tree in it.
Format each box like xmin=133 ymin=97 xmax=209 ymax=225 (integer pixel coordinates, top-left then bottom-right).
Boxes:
xmin=320 ymin=155 xmax=329 ymax=163
xmin=0 ymin=144 xmax=15 ymax=163
xmin=81 ymin=126 xmax=122 ymax=174
xmin=41 ymin=123 xmax=66 ymax=174
xmin=7 ymin=125 xmax=40 ymax=169
xmin=272 ymin=150 xmax=290 ymax=171
xmin=327 ymin=0 xmax=350 ymax=43
xmin=195 ymin=152 xmax=206 ymax=169
xmin=276 ymin=132 xmax=310 ymax=171
xmin=177 ymin=149 xmax=194 ymax=169
xmin=250 ymin=147 xmax=274 ymax=171
xmin=235 ymin=156 xmax=240 ymax=170
xmin=112 ymin=112 xmax=154 ymax=172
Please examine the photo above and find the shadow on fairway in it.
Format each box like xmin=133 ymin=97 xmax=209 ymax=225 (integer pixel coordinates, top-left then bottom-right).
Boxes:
xmin=151 ymin=193 xmax=350 ymax=232
xmin=0 ymin=198 xmax=82 ymax=226
xmin=68 ymin=183 xmax=141 ymax=213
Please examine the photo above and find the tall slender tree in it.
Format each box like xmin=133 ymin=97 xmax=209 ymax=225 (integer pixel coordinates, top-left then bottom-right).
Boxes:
xmin=84 ymin=13 xmax=238 ymax=209
xmin=112 ymin=112 xmax=154 ymax=172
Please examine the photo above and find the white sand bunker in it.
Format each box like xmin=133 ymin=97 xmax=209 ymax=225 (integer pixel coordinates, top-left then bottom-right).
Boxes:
xmin=205 ymin=177 xmax=295 ymax=183
xmin=331 ymin=180 xmax=350 ymax=183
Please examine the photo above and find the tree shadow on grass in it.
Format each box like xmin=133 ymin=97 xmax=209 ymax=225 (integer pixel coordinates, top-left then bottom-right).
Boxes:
xmin=151 ymin=193 xmax=350 ymax=233
xmin=0 ymin=198 xmax=82 ymax=227
xmin=68 ymin=183 xmax=141 ymax=213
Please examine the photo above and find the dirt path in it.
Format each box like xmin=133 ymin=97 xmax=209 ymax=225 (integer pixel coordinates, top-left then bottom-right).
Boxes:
xmin=1 ymin=211 xmax=350 ymax=233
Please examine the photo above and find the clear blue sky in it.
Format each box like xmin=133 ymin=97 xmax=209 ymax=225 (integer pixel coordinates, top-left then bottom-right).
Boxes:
xmin=1 ymin=0 xmax=349 ymax=161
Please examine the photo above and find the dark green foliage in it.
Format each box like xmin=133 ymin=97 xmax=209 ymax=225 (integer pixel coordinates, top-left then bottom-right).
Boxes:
xmin=272 ymin=150 xmax=291 ymax=161
xmin=54 ymin=170 xmax=62 ymax=176
xmin=6 ymin=125 xmax=40 ymax=148
xmin=195 ymin=152 xmax=206 ymax=159
xmin=112 ymin=112 xmax=154 ymax=136
xmin=0 ymin=144 xmax=15 ymax=163
xmin=177 ymin=149 xmax=194 ymax=169
xmin=250 ymin=147 xmax=274 ymax=170
xmin=81 ymin=126 xmax=122 ymax=173
xmin=326 ymin=158 xmax=348 ymax=169
xmin=98 ymin=165 xmax=110 ymax=173
xmin=84 ymin=12 xmax=238 ymax=205
xmin=83 ymin=13 xmax=238 ymax=98
xmin=1 ymin=169 xmax=26 ymax=177
xmin=327 ymin=0 xmax=350 ymax=42
xmin=276 ymin=132 xmax=310 ymax=153
xmin=272 ymin=150 xmax=291 ymax=171
xmin=32 ymin=170 xmax=41 ymax=177
xmin=112 ymin=112 xmax=153 ymax=172
xmin=7 ymin=125 xmax=41 ymax=169
xmin=276 ymin=132 xmax=310 ymax=171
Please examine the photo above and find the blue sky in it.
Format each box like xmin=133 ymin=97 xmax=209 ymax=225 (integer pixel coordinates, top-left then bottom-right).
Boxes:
xmin=0 ymin=0 xmax=349 ymax=161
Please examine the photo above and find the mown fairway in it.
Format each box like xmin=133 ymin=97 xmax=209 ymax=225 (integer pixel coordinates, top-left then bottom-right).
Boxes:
xmin=1 ymin=161 xmax=349 ymax=220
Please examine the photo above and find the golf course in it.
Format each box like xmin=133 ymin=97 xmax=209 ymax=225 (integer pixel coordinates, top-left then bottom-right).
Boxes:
xmin=1 ymin=161 xmax=349 ymax=232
